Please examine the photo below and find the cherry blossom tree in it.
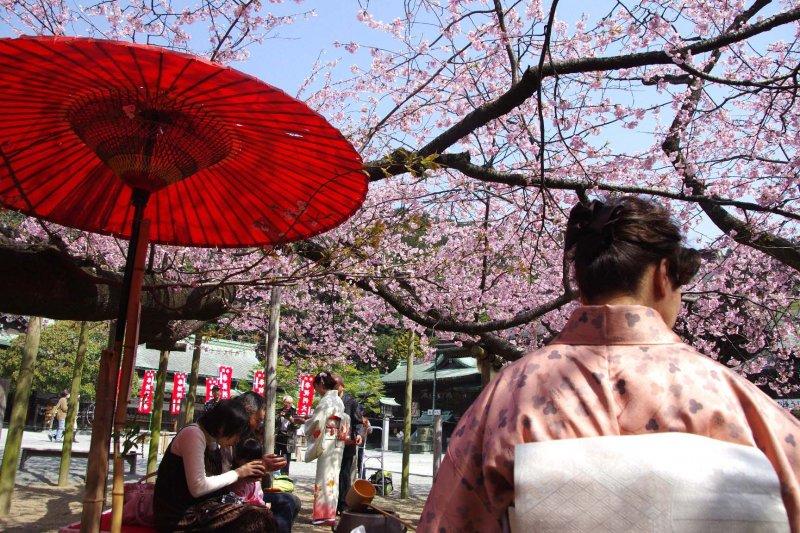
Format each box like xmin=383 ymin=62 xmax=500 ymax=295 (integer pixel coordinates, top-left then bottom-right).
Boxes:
xmin=0 ymin=0 xmax=798 ymax=394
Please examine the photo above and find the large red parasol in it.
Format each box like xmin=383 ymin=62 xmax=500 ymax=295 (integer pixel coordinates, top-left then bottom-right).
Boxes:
xmin=0 ymin=36 xmax=367 ymax=532
xmin=0 ymin=36 xmax=366 ymax=246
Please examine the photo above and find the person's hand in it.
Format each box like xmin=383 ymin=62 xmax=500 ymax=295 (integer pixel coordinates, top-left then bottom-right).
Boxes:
xmin=355 ymin=435 xmax=363 ymax=446
xmin=262 ymin=453 xmax=287 ymax=472
xmin=236 ymin=460 xmax=266 ymax=480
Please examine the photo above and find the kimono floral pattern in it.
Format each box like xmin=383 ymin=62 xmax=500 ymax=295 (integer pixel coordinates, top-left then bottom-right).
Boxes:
xmin=304 ymin=389 xmax=349 ymax=522
xmin=420 ymin=305 xmax=800 ymax=533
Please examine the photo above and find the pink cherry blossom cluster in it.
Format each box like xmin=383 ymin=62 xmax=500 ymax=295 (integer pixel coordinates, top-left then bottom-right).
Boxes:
xmin=2 ymin=0 xmax=798 ymax=393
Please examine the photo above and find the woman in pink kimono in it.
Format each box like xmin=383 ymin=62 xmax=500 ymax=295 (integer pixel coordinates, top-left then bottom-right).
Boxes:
xmin=421 ymin=196 xmax=800 ymax=532
xmin=303 ymin=371 xmax=349 ymax=526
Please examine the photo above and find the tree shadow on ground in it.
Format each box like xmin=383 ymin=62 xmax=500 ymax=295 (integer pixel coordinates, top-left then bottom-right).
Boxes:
xmin=0 ymin=483 xmax=82 ymax=532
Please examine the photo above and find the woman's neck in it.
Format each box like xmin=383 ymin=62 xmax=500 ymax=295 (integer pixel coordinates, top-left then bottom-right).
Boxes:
xmin=586 ymin=292 xmax=652 ymax=307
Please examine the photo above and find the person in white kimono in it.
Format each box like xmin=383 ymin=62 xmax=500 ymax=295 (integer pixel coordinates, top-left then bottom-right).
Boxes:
xmin=303 ymin=371 xmax=349 ymax=526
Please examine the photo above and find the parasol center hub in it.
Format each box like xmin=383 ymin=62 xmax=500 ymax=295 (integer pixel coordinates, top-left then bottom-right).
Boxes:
xmin=66 ymin=88 xmax=235 ymax=191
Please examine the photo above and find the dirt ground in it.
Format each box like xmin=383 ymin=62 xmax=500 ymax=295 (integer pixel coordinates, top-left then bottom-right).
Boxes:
xmin=0 ymin=480 xmax=424 ymax=532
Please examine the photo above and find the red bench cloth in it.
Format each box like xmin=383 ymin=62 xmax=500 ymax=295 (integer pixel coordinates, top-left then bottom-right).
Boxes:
xmin=59 ymin=510 xmax=155 ymax=533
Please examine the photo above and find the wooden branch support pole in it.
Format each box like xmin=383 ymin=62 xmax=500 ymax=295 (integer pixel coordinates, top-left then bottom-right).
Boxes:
xmin=401 ymin=332 xmax=414 ymax=499
xmin=0 ymin=316 xmax=41 ymax=515
xmin=433 ymin=413 xmax=442 ymax=480
xmin=263 ymin=286 xmax=281 ymax=453
xmin=110 ymin=217 xmax=150 ymax=533
xmin=59 ymin=321 xmax=89 ymax=486
xmin=147 ymin=349 xmax=170 ymax=475
xmin=182 ymin=334 xmax=203 ymax=427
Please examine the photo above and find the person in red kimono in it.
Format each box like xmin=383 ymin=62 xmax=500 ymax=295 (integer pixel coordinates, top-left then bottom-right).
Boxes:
xmin=420 ymin=196 xmax=800 ymax=532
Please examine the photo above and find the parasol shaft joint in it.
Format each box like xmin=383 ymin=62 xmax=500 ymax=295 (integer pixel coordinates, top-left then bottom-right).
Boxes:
xmin=113 ymin=188 xmax=150 ymax=345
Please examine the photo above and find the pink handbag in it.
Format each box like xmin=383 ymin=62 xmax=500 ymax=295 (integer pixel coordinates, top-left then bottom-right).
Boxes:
xmin=122 ymin=481 xmax=155 ymax=526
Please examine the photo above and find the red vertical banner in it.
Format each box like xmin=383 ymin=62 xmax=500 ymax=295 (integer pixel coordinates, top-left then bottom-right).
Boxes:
xmin=296 ymin=374 xmax=315 ymax=417
xmin=137 ymin=370 xmax=155 ymax=414
xmin=218 ymin=365 xmax=233 ymax=399
xmin=252 ymin=370 xmax=265 ymax=396
xmin=204 ymin=377 xmax=219 ymax=403
xmin=170 ymin=372 xmax=187 ymax=415
xmin=137 ymin=395 xmax=153 ymax=415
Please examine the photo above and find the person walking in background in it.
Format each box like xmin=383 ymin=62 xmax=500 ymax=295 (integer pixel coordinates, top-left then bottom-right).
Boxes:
xmin=48 ymin=390 xmax=69 ymax=442
xmin=333 ymin=374 xmax=365 ymax=514
xmin=303 ymin=372 xmax=348 ymax=526
xmin=43 ymin=399 xmax=56 ymax=435
xmin=276 ymin=395 xmax=301 ymax=475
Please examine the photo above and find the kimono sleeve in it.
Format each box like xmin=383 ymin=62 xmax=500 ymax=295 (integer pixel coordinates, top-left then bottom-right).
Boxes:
xmin=419 ymin=375 xmax=512 ymax=533
xmin=303 ymin=397 xmax=332 ymax=437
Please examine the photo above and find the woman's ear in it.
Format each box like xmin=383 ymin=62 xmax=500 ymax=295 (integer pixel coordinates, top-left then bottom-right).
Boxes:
xmin=653 ymin=258 xmax=671 ymax=299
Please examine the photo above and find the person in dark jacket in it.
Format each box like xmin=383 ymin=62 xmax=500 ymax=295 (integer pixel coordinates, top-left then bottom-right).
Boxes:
xmin=204 ymin=385 xmax=221 ymax=413
xmin=333 ymin=374 xmax=365 ymax=513
xmin=276 ymin=395 xmax=301 ymax=475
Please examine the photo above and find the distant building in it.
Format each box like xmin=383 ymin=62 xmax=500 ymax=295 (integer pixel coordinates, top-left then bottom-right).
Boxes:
xmin=381 ymin=342 xmax=482 ymax=447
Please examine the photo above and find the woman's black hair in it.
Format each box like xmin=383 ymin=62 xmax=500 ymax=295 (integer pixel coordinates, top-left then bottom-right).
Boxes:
xmin=233 ymin=438 xmax=263 ymax=467
xmin=197 ymin=399 xmax=249 ymax=440
xmin=233 ymin=391 xmax=266 ymax=417
xmin=313 ymin=371 xmax=337 ymax=390
xmin=565 ymin=196 xmax=701 ymax=301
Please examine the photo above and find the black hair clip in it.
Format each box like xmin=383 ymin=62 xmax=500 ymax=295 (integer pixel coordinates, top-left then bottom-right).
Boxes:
xmin=565 ymin=200 xmax=623 ymax=251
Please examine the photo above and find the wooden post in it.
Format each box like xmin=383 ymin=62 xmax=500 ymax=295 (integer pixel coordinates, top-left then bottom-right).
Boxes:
xmin=147 ymin=349 xmax=170 ymax=475
xmin=400 ymin=332 xmax=414 ymax=499
xmin=110 ymin=219 xmax=149 ymax=533
xmin=432 ymin=413 xmax=443 ymax=480
xmin=181 ymin=334 xmax=203 ymax=426
xmin=81 ymin=324 xmax=118 ymax=532
xmin=0 ymin=316 xmax=42 ymax=515
xmin=263 ymin=286 xmax=281 ymax=453
xmin=0 ymin=379 xmax=7 ymax=442
xmin=58 ymin=321 xmax=89 ymax=486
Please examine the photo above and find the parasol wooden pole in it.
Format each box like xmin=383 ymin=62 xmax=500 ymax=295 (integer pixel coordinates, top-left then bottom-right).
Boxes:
xmin=109 ymin=203 xmax=150 ymax=533
xmin=80 ymin=325 xmax=118 ymax=533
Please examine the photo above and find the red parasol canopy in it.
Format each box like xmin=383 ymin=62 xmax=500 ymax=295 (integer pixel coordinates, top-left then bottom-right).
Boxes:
xmin=0 ymin=36 xmax=367 ymax=247
xmin=0 ymin=36 xmax=367 ymax=533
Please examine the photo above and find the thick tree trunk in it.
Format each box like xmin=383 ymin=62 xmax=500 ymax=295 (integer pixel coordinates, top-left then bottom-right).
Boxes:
xmin=0 ymin=238 xmax=235 ymax=345
xmin=182 ymin=334 xmax=202 ymax=426
xmin=263 ymin=287 xmax=281 ymax=453
xmin=401 ymin=333 xmax=414 ymax=499
xmin=0 ymin=317 xmax=42 ymax=515
xmin=147 ymin=350 xmax=170 ymax=475
xmin=58 ymin=321 xmax=88 ymax=486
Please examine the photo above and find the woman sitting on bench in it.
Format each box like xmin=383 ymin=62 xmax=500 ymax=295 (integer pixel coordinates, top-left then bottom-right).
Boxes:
xmin=153 ymin=399 xmax=275 ymax=532
xmin=421 ymin=196 xmax=800 ymax=532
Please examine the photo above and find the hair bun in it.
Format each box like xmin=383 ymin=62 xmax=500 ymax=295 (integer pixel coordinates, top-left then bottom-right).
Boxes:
xmin=565 ymin=200 xmax=623 ymax=253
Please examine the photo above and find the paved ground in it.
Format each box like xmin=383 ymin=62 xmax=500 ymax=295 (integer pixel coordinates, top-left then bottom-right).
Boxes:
xmin=0 ymin=429 xmax=430 ymax=531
